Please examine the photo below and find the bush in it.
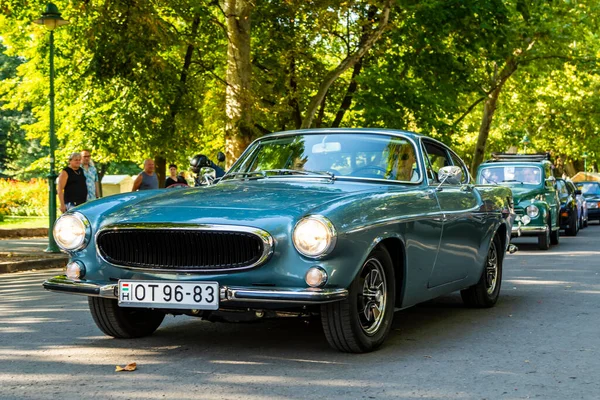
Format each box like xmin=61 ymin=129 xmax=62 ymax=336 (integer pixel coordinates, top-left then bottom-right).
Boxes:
xmin=0 ymin=178 xmax=50 ymax=216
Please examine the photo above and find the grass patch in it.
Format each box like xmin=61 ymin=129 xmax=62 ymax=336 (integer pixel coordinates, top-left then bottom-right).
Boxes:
xmin=0 ymin=216 xmax=48 ymax=229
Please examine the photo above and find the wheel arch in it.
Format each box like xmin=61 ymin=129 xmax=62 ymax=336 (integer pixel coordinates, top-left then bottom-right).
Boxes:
xmin=375 ymin=237 xmax=406 ymax=308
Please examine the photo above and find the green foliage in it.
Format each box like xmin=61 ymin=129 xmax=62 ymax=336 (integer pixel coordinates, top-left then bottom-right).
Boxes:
xmin=0 ymin=178 xmax=49 ymax=216
xmin=1 ymin=0 xmax=600 ymax=181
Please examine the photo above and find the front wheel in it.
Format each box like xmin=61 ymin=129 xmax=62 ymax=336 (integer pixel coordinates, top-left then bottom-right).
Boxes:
xmin=461 ymin=235 xmax=503 ymax=308
xmin=538 ymin=225 xmax=551 ymax=250
xmin=550 ymin=215 xmax=560 ymax=245
xmin=321 ymin=247 xmax=396 ymax=353
xmin=88 ymin=297 xmax=165 ymax=338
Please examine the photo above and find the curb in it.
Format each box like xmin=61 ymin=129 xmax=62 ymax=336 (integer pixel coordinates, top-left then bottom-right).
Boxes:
xmin=0 ymin=228 xmax=48 ymax=239
xmin=0 ymin=256 xmax=68 ymax=274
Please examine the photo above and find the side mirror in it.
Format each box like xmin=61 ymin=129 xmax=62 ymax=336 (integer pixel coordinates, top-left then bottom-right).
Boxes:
xmin=200 ymin=167 xmax=216 ymax=185
xmin=575 ymin=189 xmax=582 ymax=195
xmin=438 ymin=166 xmax=462 ymax=186
xmin=217 ymin=152 xmax=226 ymax=163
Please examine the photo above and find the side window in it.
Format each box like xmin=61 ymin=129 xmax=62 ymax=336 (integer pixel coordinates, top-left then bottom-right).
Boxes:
xmin=556 ymin=180 xmax=568 ymax=200
xmin=423 ymin=141 xmax=451 ymax=183
xmin=449 ymin=151 xmax=469 ymax=184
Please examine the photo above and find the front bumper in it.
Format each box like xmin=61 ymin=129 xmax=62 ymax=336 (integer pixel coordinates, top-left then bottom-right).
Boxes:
xmin=42 ymin=275 xmax=348 ymax=305
xmin=511 ymin=225 xmax=548 ymax=236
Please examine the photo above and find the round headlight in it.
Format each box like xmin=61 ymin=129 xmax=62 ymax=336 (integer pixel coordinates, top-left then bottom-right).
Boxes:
xmin=53 ymin=213 xmax=90 ymax=251
xmin=526 ymin=205 xmax=539 ymax=218
xmin=293 ymin=216 xmax=336 ymax=258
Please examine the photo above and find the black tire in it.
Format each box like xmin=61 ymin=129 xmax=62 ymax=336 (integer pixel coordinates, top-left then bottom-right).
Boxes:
xmin=583 ymin=217 xmax=588 ymax=228
xmin=321 ymin=247 xmax=396 ymax=353
xmin=566 ymin=211 xmax=578 ymax=236
xmin=538 ymin=224 xmax=551 ymax=250
xmin=88 ymin=297 xmax=165 ymax=338
xmin=550 ymin=214 xmax=560 ymax=245
xmin=461 ymin=234 xmax=503 ymax=308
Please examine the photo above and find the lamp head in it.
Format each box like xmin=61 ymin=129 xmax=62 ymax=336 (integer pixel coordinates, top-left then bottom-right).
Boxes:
xmin=34 ymin=3 xmax=69 ymax=30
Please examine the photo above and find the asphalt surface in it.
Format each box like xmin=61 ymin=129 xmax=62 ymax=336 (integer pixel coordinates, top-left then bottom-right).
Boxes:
xmin=0 ymin=238 xmax=68 ymax=273
xmin=1 ymin=225 xmax=599 ymax=400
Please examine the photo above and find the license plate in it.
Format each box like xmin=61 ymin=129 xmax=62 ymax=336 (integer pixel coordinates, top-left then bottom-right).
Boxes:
xmin=118 ymin=280 xmax=219 ymax=310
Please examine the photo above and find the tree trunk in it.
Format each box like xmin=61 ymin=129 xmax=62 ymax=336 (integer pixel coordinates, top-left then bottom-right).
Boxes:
xmin=471 ymin=59 xmax=518 ymax=173
xmin=158 ymin=16 xmax=200 ymax=185
xmin=300 ymin=1 xmax=391 ymax=129
xmin=331 ymin=57 xmax=363 ymax=127
xmin=223 ymin=0 xmax=255 ymax=167
xmin=155 ymin=156 xmax=166 ymax=188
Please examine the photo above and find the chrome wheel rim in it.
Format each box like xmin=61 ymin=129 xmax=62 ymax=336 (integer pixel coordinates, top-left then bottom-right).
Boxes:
xmin=357 ymin=257 xmax=387 ymax=336
xmin=486 ymin=241 xmax=498 ymax=295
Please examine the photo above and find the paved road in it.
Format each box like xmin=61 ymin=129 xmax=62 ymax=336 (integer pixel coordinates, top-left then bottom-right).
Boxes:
xmin=1 ymin=226 xmax=599 ymax=400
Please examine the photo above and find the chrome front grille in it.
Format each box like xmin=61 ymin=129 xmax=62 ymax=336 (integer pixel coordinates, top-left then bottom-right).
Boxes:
xmin=96 ymin=225 xmax=273 ymax=272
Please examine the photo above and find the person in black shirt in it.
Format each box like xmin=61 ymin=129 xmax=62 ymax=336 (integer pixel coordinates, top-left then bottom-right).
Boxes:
xmin=165 ymin=164 xmax=188 ymax=188
xmin=57 ymin=152 xmax=88 ymax=213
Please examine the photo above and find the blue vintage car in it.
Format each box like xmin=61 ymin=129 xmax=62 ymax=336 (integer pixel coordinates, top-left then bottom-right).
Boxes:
xmin=44 ymin=129 xmax=514 ymax=353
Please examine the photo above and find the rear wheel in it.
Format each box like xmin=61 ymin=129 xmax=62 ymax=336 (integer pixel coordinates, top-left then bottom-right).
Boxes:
xmin=321 ymin=247 xmax=395 ymax=353
xmin=566 ymin=211 xmax=578 ymax=236
xmin=461 ymin=235 xmax=503 ymax=308
xmin=88 ymin=297 xmax=165 ymax=338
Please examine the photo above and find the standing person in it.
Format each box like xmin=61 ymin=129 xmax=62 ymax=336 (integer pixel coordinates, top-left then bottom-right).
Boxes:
xmin=81 ymin=149 xmax=100 ymax=200
xmin=57 ymin=152 xmax=88 ymax=213
xmin=132 ymin=158 xmax=159 ymax=191
xmin=165 ymin=164 xmax=188 ymax=188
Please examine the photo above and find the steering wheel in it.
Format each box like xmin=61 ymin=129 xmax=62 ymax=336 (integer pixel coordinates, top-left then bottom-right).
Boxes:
xmin=166 ymin=183 xmax=189 ymax=189
xmin=349 ymin=166 xmax=387 ymax=178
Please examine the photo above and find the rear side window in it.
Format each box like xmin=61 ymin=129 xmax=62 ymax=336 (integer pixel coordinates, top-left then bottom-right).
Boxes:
xmin=422 ymin=141 xmax=450 ymax=182
xmin=449 ymin=151 xmax=469 ymax=184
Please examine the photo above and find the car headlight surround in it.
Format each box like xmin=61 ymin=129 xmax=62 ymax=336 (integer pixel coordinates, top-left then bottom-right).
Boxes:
xmin=526 ymin=204 xmax=539 ymax=218
xmin=293 ymin=215 xmax=337 ymax=258
xmin=53 ymin=212 xmax=91 ymax=251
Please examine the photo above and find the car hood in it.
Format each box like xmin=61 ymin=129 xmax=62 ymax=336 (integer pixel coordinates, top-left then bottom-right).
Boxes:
xmin=583 ymin=194 xmax=600 ymax=201
xmin=100 ymin=179 xmax=397 ymax=226
xmin=510 ymin=186 xmax=547 ymax=205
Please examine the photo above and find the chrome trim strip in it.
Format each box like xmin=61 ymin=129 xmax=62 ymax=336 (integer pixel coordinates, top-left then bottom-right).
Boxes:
xmin=221 ymin=286 xmax=348 ymax=303
xmin=42 ymin=276 xmax=347 ymax=304
xmin=345 ymin=212 xmax=443 ymax=234
xmin=95 ymin=223 xmax=274 ymax=273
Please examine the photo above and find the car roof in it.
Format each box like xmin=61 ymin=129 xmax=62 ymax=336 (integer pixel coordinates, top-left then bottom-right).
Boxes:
xmin=262 ymin=128 xmax=423 ymax=141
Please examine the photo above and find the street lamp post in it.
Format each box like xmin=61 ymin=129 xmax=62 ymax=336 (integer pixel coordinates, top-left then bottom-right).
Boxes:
xmin=34 ymin=3 xmax=69 ymax=253
xmin=582 ymin=151 xmax=588 ymax=174
xmin=521 ymin=134 xmax=531 ymax=154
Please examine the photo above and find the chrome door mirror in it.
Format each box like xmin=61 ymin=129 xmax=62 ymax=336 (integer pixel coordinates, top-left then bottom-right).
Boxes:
xmin=438 ymin=165 xmax=463 ymax=186
xmin=200 ymin=167 xmax=216 ymax=185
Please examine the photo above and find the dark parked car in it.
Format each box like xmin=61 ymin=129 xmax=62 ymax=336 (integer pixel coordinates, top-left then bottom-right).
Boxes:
xmin=556 ymin=178 xmax=580 ymax=235
xmin=575 ymin=181 xmax=600 ymax=224
xmin=566 ymin=180 xmax=588 ymax=228
xmin=476 ymin=154 xmax=560 ymax=250
xmin=44 ymin=128 xmax=515 ymax=353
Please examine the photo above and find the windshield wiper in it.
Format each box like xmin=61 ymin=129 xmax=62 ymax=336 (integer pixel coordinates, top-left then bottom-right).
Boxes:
xmin=221 ymin=171 xmax=266 ymax=180
xmin=262 ymin=169 xmax=334 ymax=179
xmin=223 ymin=169 xmax=334 ymax=181
xmin=501 ymin=179 xmax=524 ymax=184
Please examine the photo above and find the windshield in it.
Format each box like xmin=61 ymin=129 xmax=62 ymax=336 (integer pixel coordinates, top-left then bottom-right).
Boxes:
xmin=225 ymin=133 xmax=421 ymax=183
xmin=478 ymin=166 xmax=542 ymax=185
xmin=576 ymin=182 xmax=600 ymax=196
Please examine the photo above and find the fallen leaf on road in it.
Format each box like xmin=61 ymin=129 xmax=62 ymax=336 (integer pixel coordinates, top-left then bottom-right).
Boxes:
xmin=115 ymin=362 xmax=137 ymax=372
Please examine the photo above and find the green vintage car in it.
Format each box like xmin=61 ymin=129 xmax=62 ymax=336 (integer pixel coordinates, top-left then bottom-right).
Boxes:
xmin=44 ymin=129 xmax=515 ymax=353
xmin=476 ymin=154 xmax=560 ymax=250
